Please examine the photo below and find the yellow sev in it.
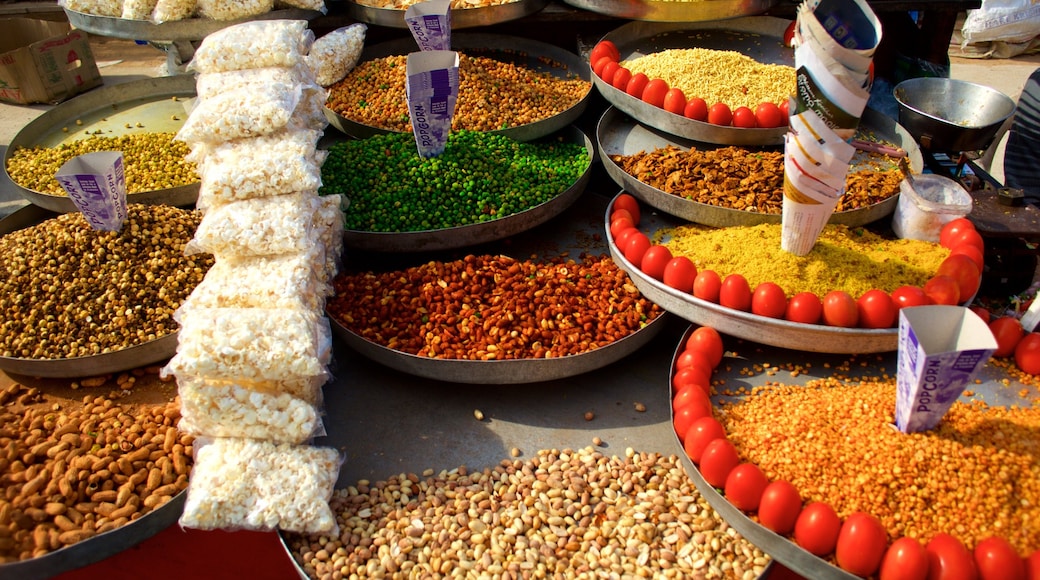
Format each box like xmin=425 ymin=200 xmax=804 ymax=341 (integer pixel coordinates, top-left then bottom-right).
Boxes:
xmin=658 ymin=223 xmax=949 ymax=298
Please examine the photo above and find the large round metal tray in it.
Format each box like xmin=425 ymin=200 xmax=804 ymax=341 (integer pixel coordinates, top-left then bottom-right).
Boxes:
xmin=339 ymin=125 xmax=593 ymax=252
xmin=593 ymin=18 xmax=793 ymax=146
xmin=323 ymin=33 xmax=592 ymax=143
xmin=605 ymin=192 xmax=899 ymax=354
xmin=0 ymin=204 xmax=180 ymax=378
xmin=3 ymin=75 xmax=198 ymax=214
xmin=598 ymin=106 xmax=922 ymax=228
xmin=62 ymin=7 xmax=323 ymax=42
xmin=343 ymin=0 xmax=548 ymax=29
xmin=563 ymin=0 xmax=777 ymax=22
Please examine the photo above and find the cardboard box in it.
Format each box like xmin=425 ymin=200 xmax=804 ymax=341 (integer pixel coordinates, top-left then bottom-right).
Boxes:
xmin=0 ymin=18 xmax=102 ymax=105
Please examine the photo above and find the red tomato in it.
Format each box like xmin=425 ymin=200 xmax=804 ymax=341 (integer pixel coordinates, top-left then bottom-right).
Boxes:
xmin=685 ymin=326 xmax=724 ymax=368
xmin=676 ymin=349 xmax=714 ymax=373
xmin=720 ymin=274 xmax=752 ymax=312
xmin=794 ymin=502 xmax=841 ymax=556
xmin=673 ymin=404 xmax=712 ymax=442
xmin=783 ymin=20 xmax=797 ymax=46
xmin=924 ymin=275 xmax=961 ymax=306
xmin=625 ymin=72 xmax=650 ymax=98
xmin=610 ymin=208 xmax=634 ymax=224
xmin=951 ymin=243 xmax=985 ymax=271
xmin=757 ymin=480 xmax=802 ymax=535
xmin=684 ymin=97 xmax=708 ymax=122
xmin=592 ymin=56 xmax=614 ymax=78
xmin=990 ymin=316 xmax=1024 ymax=358
xmin=880 ymin=537 xmax=929 ymax=580
xmin=642 ymin=78 xmax=670 ymax=108
xmin=970 ymin=305 xmax=991 ymax=324
xmin=673 ymin=383 xmax=712 ymax=415
xmin=682 ymin=416 xmax=726 ymax=463
xmin=693 ymin=270 xmax=723 ymax=303
xmin=751 ymin=282 xmax=788 ymax=319
xmin=779 ymin=97 xmax=790 ymax=117
xmin=589 ymin=40 xmax=619 ymax=65
xmin=892 ymin=285 xmax=932 ymax=310
xmin=699 ymin=438 xmax=740 ymax=488
xmin=947 ymin=228 xmax=986 ymax=255
xmin=724 ymin=463 xmax=768 ymax=512
xmin=822 ymin=290 xmax=859 ymax=328
xmin=707 ymin=102 xmax=733 ymax=126
xmin=639 ymin=245 xmax=672 ymax=281
xmin=612 ymin=193 xmax=641 ymax=224
xmin=926 ymin=533 xmax=978 ymax=580
xmin=754 ymin=102 xmax=784 ymax=128
xmin=672 ymin=365 xmax=711 ymax=396
xmin=785 ymin=291 xmax=823 ymax=325
xmin=609 ymin=216 xmax=634 ymax=239
xmin=611 ymin=66 xmax=632 ymax=91
xmin=623 ymin=232 xmax=651 ymax=266
xmin=663 ymin=87 xmax=687 ymax=115
xmin=1015 ymin=332 xmax=1040 ymax=375
xmin=974 ymin=536 xmax=1026 ymax=580
xmin=857 ymin=289 xmax=897 ymax=329
xmin=937 ymin=254 xmax=982 ymax=302
xmin=835 ymin=512 xmax=888 ymax=577
xmin=940 ymin=217 xmax=976 ymax=248
xmin=599 ymin=61 xmax=621 ymax=84
xmin=732 ymin=106 xmax=757 ymax=128
xmin=662 ymin=256 xmax=698 ymax=293
xmin=1027 ymin=550 xmax=1040 ymax=580
xmin=614 ymin=226 xmax=639 ymax=249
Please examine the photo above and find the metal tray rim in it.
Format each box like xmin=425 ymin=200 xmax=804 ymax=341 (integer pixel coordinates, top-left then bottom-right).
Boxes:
xmin=342 ymin=0 xmax=549 ymax=29
xmin=62 ymin=7 xmax=323 ymax=41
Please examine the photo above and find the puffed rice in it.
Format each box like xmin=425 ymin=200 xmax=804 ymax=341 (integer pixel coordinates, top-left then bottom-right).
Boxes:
xmin=180 ymin=249 xmax=329 ymax=311
xmin=184 ymin=191 xmax=322 ymax=257
xmin=179 ymin=438 xmax=341 ymax=533
xmin=274 ymin=0 xmax=326 ymax=12
xmin=151 ymin=0 xmax=196 ymax=22
xmin=195 ymin=0 xmax=272 ymax=20
xmin=194 ymin=65 xmax=318 ymax=101
xmin=315 ymin=194 xmax=345 ymax=282
xmin=60 ymin=0 xmax=123 ymax=16
xmin=175 ymin=83 xmax=302 ymax=145
xmin=166 ymin=306 xmax=331 ymax=382
xmin=305 ymin=24 xmax=367 ymax=87
xmin=178 ymin=377 xmax=321 ymax=444
xmin=188 ymin=19 xmax=314 ymax=73
xmin=121 ymin=0 xmax=158 ymax=19
xmin=291 ymin=86 xmax=330 ymax=132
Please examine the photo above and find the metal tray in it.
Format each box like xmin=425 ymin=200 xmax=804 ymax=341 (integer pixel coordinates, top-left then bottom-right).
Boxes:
xmin=342 ymin=0 xmax=548 ymax=29
xmin=3 ymin=75 xmax=199 ymax=214
xmin=605 ymin=192 xmax=899 ymax=354
xmin=0 ymin=205 xmax=179 ymax=379
xmin=339 ymin=125 xmax=593 ymax=252
xmin=593 ymin=18 xmax=793 ymax=146
xmin=323 ymin=33 xmax=592 ymax=143
xmin=598 ymin=106 xmax=922 ymax=228
xmin=62 ymin=7 xmax=323 ymax=42
xmin=563 ymin=0 xmax=777 ymax=22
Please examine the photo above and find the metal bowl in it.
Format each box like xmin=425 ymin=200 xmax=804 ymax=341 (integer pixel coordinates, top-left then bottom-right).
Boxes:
xmin=893 ymin=77 xmax=1016 ymax=152
xmin=563 ymin=0 xmax=777 ymax=22
xmin=62 ymin=7 xmax=323 ymax=41
xmin=342 ymin=0 xmax=549 ymax=29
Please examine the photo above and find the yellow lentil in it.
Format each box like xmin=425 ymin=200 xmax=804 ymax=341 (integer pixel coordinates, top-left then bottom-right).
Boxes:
xmin=719 ymin=377 xmax=1040 ymax=555
xmin=620 ymin=48 xmax=794 ymax=110
xmin=659 ymin=223 xmax=950 ymax=298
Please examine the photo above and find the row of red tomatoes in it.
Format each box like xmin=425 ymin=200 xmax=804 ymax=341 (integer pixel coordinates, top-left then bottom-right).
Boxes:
xmin=980 ymin=313 xmax=1040 ymax=376
xmin=609 ymin=194 xmax=986 ymax=330
xmin=589 ymin=40 xmax=789 ymax=129
xmin=672 ymin=323 xmax=1039 ymax=579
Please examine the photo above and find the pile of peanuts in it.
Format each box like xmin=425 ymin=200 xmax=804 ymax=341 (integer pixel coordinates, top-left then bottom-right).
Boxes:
xmin=0 ymin=377 xmax=192 ymax=563
xmin=286 ymin=447 xmax=770 ymax=579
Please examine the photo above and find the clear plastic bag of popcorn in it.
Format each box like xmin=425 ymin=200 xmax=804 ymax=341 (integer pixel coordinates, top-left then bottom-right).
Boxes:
xmin=194 ymin=64 xmax=319 ymax=101
xmin=60 ymin=0 xmax=124 ymax=16
xmin=188 ymin=19 xmax=314 ymax=73
xmin=305 ymin=24 xmax=367 ymax=87
xmin=178 ymin=377 xmax=321 ymax=444
xmin=274 ymin=0 xmax=326 ymax=13
xmin=179 ymin=438 xmax=341 ymax=533
xmin=288 ymin=86 xmax=330 ymax=132
xmin=180 ymin=249 xmax=329 ymax=312
xmin=175 ymin=83 xmax=301 ymax=145
xmin=184 ymin=191 xmax=322 ymax=257
xmin=191 ymin=128 xmax=323 ymax=208
xmin=196 ymin=0 xmax=272 ymax=20
xmin=315 ymin=194 xmax=345 ymax=283
xmin=189 ymin=376 xmax=326 ymax=406
xmin=152 ymin=0 xmax=196 ymax=22
xmin=121 ymin=0 xmax=158 ymax=19
xmin=166 ymin=306 xmax=331 ymax=382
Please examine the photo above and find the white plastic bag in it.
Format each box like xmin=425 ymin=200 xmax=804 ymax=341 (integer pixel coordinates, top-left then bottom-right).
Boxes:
xmin=963 ymin=0 xmax=1040 ymax=44
xmin=188 ymin=19 xmax=314 ymax=73
xmin=184 ymin=191 xmax=322 ymax=257
xmin=178 ymin=377 xmax=321 ymax=444
xmin=176 ymin=84 xmax=302 ymax=145
xmin=305 ymin=24 xmax=368 ymax=87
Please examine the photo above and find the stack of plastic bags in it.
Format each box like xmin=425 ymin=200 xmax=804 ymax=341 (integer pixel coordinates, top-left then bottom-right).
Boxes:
xmin=780 ymin=0 xmax=882 ymax=256
xmin=59 ymin=0 xmax=327 ymax=24
xmin=162 ymin=19 xmax=345 ymax=535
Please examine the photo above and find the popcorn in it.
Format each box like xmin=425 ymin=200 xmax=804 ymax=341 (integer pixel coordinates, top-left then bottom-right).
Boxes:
xmin=194 ymin=65 xmax=318 ymax=101
xmin=184 ymin=191 xmax=322 ymax=258
xmin=180 ymin=249 xmax=329 ymax=312
xmin=195 ymin=0 xmax=272 ymax=20
xmin=187 ymin=376 xmax=326 ymax=406
xmin=166 ymin=306 xmax=331 ymax=382
xmin=274 ymin=0 xmax=326 ymax=12
xmin=60 ymin=0 xmax=123 ymax=16
xmin=290 ymin=86 xmax=330 ymax=132
xmin=305 ymin=24 xmax=367 ymax=87
xmin=179 ymin=438 xmax=341 ymax=533
xmin=191 ymin=129 xmax=323 ymax=208
xmin=188 ymin=19 xmax=314 ymax=73
xmin=315 ymin=194 xmax=345 ymax=282
xmin=121 ymin=0 xmax=159 ymax=19
xmin=151 ymin=0 xmax=196 ymax=22
xmin=175 ymin=84 xmax=302 ymax=145
xmin=178 ymin=377 xmax=320 ymax=444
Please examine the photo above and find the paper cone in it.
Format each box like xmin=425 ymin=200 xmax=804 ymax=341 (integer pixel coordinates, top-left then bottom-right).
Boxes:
xmin=780 ymin=151 xmax=842 ymax=256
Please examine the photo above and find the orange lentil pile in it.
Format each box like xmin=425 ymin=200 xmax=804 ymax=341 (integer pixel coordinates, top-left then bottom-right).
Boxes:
xmin=326 ymin=54 xmax=590 ymax=133
xmin=718 ymin=377 xmax=1040 ymax=555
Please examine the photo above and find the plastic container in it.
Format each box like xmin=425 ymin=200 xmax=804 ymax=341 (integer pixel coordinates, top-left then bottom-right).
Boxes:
xmin=890 ymin=173 xmax=972 ymax=242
